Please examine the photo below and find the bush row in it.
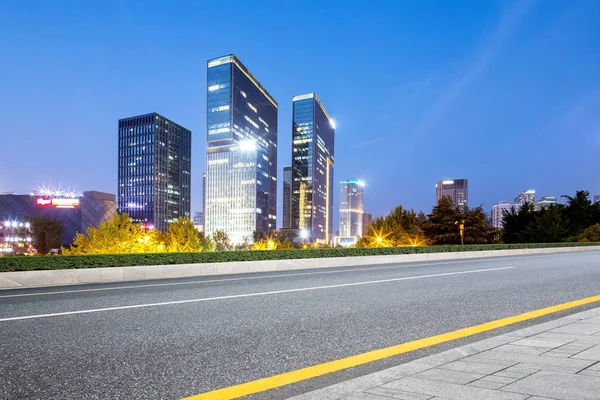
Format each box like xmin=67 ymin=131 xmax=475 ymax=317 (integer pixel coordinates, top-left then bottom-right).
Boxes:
xmin=0 ymin=242 xmax=599 ymax=272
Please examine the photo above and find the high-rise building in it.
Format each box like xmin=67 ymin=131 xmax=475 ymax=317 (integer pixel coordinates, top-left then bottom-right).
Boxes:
xmin=535 ymin=196 xmax=557 ymax=210
xmin=118 ymin=113 xmax=191 ymax=232
xmin=515 ymin=189 xmax=535 ymax=205
xmin=205 ymin=55 xmax=278 ymax=244
xmin=291 ymin=93 xmax=335 ymax=243
xmin=436 ymin=179 xmax=468 ymax=211
xmin=491 ymin=201 xmax=519 ymax=228
xmin=202 ymin=172 xmax=206 ymax=227
xmin=363 ymin=213 xmax=373 ymax=233
xmin=282 ymin=166 xmax=292 ymax=229
xmin=193 ymin=211 xmax=204 ymax=230
xmin=339 ymin=180 xmax=364 ymax=241
xmin=594 ymin=195 xmax=600 ymax=204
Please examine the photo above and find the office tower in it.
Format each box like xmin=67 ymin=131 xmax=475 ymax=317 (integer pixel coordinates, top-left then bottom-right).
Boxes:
xmin=202 ymin=172 xmax=206 ymax=227
xmin=339 ymin=180 xmax=364 ymax=240
xmin=594 ymin=195 xmax=600 ymax=204
xmin=436 ymin=179 xmax=468 ymax=212
xmin=291 ymin=93 xmax=335 ymax=243
xmin=118 ymin=113 xmax=191 ymax=232
xmin=363 ymin=213 xmax=373 ymax=233
xmin=205 ymin=55 xmax=278 ymax=244
xmin=282 ymin=166 xmax=292 ymax=229
xmin=491 ymin=201 xmax=519 ymax=228
xmin=193 ymin=211 xmax=204 ymax=230
xmin=535 ymin=196 xmax=557 ymax=210
xmin=515 ymin=189 xmax=535 ymax=205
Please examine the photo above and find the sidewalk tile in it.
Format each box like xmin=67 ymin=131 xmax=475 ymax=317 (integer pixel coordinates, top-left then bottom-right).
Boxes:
xmin=345 ymin=393 xmax=399 ymax=400
xmin=416 ymin=347 xmax=480 ymax=366
xmin=467 ymin=380 xmax=505 ymax=390
xmin=549 ymin=322 xmax=600 ymax=336
xmin=509 ymin=338 xmax=572 ymax=348
xmin=383 ymin=377 xmax=529 ymax=400
xmin=493 ymin=344 xmax=550 ymax=355
xmin=477 ymin=375 xmax=516 ymax=384
xmin=571 ymin=345 xmax=600 ymax=361
xmin=501 ymin=370 xmax=600 ymax=399
xmin=438 ymin=359 xmax=514 ymax=375
xmin=534 ymin=332 xmax=600 ymax=345
xmin=413 ymin=368 xmax=484 ymax=384
xmin=465 ymin=349 xmax=596 ymax=373
xmin=363 ymin=387 xmax=433 ymax=400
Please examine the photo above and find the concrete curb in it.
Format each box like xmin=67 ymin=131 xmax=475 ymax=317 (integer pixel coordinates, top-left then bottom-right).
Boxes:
xmin=1 ymin=246 xmax=598 ymax=290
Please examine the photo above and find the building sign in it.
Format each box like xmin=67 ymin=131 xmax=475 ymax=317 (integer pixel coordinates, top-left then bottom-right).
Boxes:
xmin=35 ymin=197 xmax=79 ymax=208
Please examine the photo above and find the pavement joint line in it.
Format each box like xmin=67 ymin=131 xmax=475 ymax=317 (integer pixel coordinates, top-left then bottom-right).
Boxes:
xmin=180 ymin=294 xmax=600 ymax=400
xmin=0 ymin=267 xmax=514 ymax=322
xmin=0 ymin=258 xmax=521 ymax=299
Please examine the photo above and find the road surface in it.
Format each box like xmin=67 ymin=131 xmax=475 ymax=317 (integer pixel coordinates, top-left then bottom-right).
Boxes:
xmin=1 ymin=250 xmax=600 ymax=399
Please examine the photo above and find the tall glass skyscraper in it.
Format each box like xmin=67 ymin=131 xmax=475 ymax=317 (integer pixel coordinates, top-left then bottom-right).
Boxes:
xmin=118 ymin=113 xmax=191 ymax=232
xmin=339 ymin=180 xmax=364 ymax=240
xmin=291 ymin=93 xmax=335 ymax=243
xmin=282 ymin=165 xmax=292 ymax=229
xmin=205 ymin=55 xmax=278 ymax=244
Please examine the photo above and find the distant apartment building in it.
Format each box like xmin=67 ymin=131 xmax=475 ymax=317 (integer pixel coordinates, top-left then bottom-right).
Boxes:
xmin=282 ymin=166 xmax=292 ymax=229
xmin=515 ymin=189 xmax=535 ymax=205
xmin=338 ymin=180 xmax=364 ymax=246
xmin=204 ymin=55 xmax=278 ymax=244
xmin=535 ymin=196 xmax=557 ymax=210
xmin=118 ymin=113 xmax=191 ymax=232
xmin=291 ymin=93 xmax=335 ymax=243
xmin=594 ymin=195 xmax=600 ymax=204
xmin=193 ymin=211 xmax=204 ymax=231
xmin=436 ymin=179 xmax=468 ymax=211
xmin=491 ymin=201 xmax=520 ymax=228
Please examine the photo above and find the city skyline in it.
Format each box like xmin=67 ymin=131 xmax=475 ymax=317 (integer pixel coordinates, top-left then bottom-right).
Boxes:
xmin=2 ymin=1 xmax=599 ymax=224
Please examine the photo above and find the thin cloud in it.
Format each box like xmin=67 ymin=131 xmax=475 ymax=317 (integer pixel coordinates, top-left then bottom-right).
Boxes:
xmin=414 ymin=0 xmax=538 ymax=138
xmin=353 ymin=137 xmax=389 ymax=148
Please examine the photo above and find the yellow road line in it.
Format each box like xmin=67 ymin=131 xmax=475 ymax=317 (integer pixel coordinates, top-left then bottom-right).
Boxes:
xmin=183 ymin=294 xmax=600 ymax=400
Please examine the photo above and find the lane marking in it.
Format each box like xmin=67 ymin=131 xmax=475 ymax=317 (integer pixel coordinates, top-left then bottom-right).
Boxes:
xmin=0 ymin=257 xmax=523 ymax=299
xmin=183 ymin=293 xmax=600 ymax=400
xmin=0 ymin=267 xmax=513 ymax=322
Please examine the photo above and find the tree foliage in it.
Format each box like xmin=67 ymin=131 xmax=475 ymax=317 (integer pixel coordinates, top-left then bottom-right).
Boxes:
xmin=212 ymin=230 xmax=232 ymax=251
xmin=357 ymin=205 xmax=429 ymax=247
xmin=24 ymin=215 xmax=66 ymax=255
xmin=164 ymin=217 xmax=200 ymax=252
xmin=502 ymin=191 xmax=600 ymax=243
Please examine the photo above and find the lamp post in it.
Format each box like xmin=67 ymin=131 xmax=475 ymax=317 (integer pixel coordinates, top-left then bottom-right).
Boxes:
xmin=455 ymin=219 xmax=465 ymax=246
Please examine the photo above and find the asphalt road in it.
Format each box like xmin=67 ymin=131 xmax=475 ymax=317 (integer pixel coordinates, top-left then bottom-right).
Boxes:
xmin=1 ymin=250 xmax=600 ymax=399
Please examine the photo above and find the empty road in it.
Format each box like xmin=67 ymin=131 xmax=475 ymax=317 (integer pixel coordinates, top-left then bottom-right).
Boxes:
xmin=1 ymin=250 xmax=600 ymax=399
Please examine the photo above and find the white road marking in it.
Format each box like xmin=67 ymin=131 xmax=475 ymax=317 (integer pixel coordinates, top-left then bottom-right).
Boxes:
xmin=0 ymin=266 xmax=514 ymax=322
xmin=0 ymin=257 xmax=531 ymax=299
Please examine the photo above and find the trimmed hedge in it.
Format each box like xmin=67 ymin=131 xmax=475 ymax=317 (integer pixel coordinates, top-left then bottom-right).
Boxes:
xmin=0 ymin=242 xmax=599 ymax=273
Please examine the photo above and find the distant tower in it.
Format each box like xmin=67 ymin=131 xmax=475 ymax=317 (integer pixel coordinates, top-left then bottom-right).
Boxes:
xmin=291 ymin=93 xmax=335 ymax=243
xmin=282 ymin=166 xmax=292 ymax=229
xmin=515 ymin=189 xmax=535 ymax=205
xmin=436 ymin=179 xmax=468 ymax=212
xmin=339 ymin=180 xmax=364 ymax=240
xmin=118 ymin=113 xmax=191 ymax=232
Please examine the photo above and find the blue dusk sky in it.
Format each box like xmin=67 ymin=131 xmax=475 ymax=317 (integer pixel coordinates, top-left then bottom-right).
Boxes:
xmin=1 ymin=0 xmax=599 ymax=224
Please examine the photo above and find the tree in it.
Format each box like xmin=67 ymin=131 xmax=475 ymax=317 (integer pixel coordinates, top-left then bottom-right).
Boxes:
xmin=64 ymin=213 xmax=165 ymax=254
xmin=570 ymin=224 xmax=600 ymax=242
xmin=357 ymin=205 xmax=429 ymax=247
xmin=531 ymin=204 xmax=567 ymax=243
xmin=501 ymin=202 xmax=536 ymax=243
xmin=164 ymin=217 xmax=200 ymax=252
xmin=462 ymin=206 xmax=495 ymax=244
xmin=562 ymin=191 xmax=596 ymax=236
xmin=197 ymin=230 xmax=216 ymax=251
xmin=25 ymin=216 xmax=66 ymax=255
xmin=212 ymin=230 xmax=231 ymax=251
xmin=424 ymin=196 xmax=461 ymax=245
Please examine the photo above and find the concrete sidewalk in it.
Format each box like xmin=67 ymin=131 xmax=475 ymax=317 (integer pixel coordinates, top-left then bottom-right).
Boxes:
xmin=291 ymin=307 xmax=600 ymax=400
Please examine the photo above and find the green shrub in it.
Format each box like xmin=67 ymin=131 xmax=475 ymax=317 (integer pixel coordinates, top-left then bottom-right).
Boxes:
xmin=0 ymin=242 xmax=599 ymax=273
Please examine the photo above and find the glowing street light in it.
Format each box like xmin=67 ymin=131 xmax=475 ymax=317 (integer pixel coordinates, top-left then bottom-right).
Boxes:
xmin=376 ymin=237 xmax=383 ymax=243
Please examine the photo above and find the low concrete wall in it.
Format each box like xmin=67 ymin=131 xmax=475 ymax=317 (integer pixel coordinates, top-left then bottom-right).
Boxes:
xmin=1 ymin=246 xmax=598 ymax=289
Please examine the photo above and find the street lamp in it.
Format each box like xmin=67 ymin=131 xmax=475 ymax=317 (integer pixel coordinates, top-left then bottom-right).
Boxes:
xmin=455 ymin=219 xmax=465 ymax=246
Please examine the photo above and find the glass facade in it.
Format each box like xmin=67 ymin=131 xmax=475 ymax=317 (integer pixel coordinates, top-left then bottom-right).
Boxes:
xmin=291 ymin=93 xmax=335 ymax=243
xmin=514 ymin=189 xmax=536 ymax=205
xmin=282 ymin=166 xmax=292 ymax=229
xmin=339 ymin=180 xmax=364 ymax=239
xmin=0 ymin=192 xmax=117 ymax=245
xmin=436 ymin=179 xmax=468 ymax=212
xmin=118 ymin=113 xmax=191 ymax=232
xmin=205 ymin=55 xmax=278 ymax=244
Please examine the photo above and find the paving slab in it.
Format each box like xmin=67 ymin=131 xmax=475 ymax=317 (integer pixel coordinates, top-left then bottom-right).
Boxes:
xmin=501 ymin=370 xmax=600 ymax=400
